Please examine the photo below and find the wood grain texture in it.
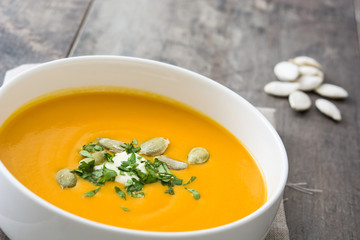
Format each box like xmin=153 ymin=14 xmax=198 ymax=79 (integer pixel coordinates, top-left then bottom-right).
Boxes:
xmin=0 ymin=0 xmax=91 ymax=85
xmin=72 ymin=1 xmax=360 ymax=239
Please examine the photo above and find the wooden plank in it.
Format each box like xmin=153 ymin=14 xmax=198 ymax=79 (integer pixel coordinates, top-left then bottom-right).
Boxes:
xmin=73 ymin=1 xmax=360 ymax=239
xmin=269 ymin=2 xmax=360 ymax=239
xmin=0 ymin=0 xmax=92 ymax=85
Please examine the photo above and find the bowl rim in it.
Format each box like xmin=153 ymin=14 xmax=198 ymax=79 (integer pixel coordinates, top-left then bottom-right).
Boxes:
xmin=0 ymin=55 xmax=288 ymax=237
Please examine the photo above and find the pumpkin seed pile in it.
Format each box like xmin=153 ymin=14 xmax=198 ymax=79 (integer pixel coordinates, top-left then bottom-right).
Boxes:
xmin=264 ymin=56 xmax=348 ymax=121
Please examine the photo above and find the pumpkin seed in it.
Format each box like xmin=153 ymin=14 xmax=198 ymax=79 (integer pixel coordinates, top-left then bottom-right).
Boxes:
xmin=92 ymin=151 xmax=106 ymax=165
xmin=264 ymin=81 xmax=299 ymax=97
xmin=79 ymin=157 xmax=93 ymax=164
xmin=290 ymin=56 xmax=321 ymax=69
xmin=273 ymin=61 xmax=299 ymax=81
xmin=188 ymin=147 xmax=209 ymax=164
xmin=155 ymin=155 xmax=188 ymax=170
xmin=298 ymin=75 xmax=323 ymax=91
xmin=98 ymin=138 xmax=124 ymax=153
xmin=80 ymin=152 xmax=106 ymax=165
xmin=140 ymin=137 xmax=169 ymax=156
xmin=299 ymin=66 xmax=323 ymax=76
xmin=56 ymin=168 xmax=77 ymax=188
xmin=315 ymin=83 xmax=348 ymax=99
xmin=289 ymin=91 xmax=312 ymax=111
xmin=315 ymin=98 xmax=341 ymax=121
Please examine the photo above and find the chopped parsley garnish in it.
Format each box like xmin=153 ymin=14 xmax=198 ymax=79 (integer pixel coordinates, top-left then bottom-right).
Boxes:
xmin=72 ymin=159 xmax=95 ymax=177
xmin=120 ymin=139 xmax=141 ymax=154
xmin=156 ymin=160 xmax=174 ymax=182
xmin=185 ymin=188 xmax=200 ymax=200
xmin=121 ymin=206 xmax=131 ymax=212
xmin=84 ymin=187 xmax=101 ymax=197
xmin=73 ymin=140 xmax=201 ymax=201
xmin=104 ymin=152 xmax=115 ymax=163
xmin=79 ymin=150 xmax=92 ymax=158
xmin=99 ymin=166 xmax=117 ymax=182
xmin=173 ymin=177 xmax=183 ymax=186
xmin=183 ymin=176 xmax=196 ymax=185
xmin=115 ymin=186 xmax=126 ymax=200
xmin=125 ymin=177 xmax=146 ymax=197
xmin=79 ymin=142 xmax=104 ymax=159
xmin=129 ymin=191 xmax=145 ymax=198
xmin=164 ymin=184 xmax=175 ymax=195
xmin=72 ymin=161 xmax=117 ymax=186
xmin=82 ymin=142 xmax=103 ymax=152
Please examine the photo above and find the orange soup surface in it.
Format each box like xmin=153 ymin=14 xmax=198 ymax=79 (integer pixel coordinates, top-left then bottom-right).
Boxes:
xmin=0 ymin=87 xmax=266 ymax=232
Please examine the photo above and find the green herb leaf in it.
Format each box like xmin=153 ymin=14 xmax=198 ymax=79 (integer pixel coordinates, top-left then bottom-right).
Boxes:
xmin=82 ymin=142 xmax=103 ymax=152
xmin=135 ymin=169 xmax=148 ymax=182
xmin=126 ymin=178 xmax=144 ymax=192
xmin=185 ymin=188 xmax=200 ymax=200
xmin=99 ymin=167 xmax=117 ymax=182
xmin=129 ymin=152 xmax=136 ymax=163
xmin=121 ymin=206 xmax=131 ymax=212
xmin=157 ymin=162 xmax=174 ymax=182
xmin=132 ymin=146 xmax=141 ymax=153
xmin=173 ymin=177 xmax=183 ymax=186
xmin=165 ymin=184 xmax=175 ymax=195
xmin=125 ymin=177 xmax=145 ymax=198
xmin=120 ymin=143 xmax=127 ymax=148
xmin=84 ymin=187 xmax=101 ymax=197
xmin=130 ymin=192 xmax=145 ymax=198
xmin=104 ymin=153 xmax=115 ymax=163
xmin=115 ymin=186 xmax=126 ymax=200
xmin=92 ymin=169 xmax=103 ymax=178
xmin=126 ymin=179 xmax=133 ymax=186
xmin=78 ymin=159 xmax=95 ymax=173
xmin=183 ymin=176 xmax=196 ymax=185
xmin=121 ymin=140 xmax=141 ymax=154
xmin=79 ymin=150 xmax=93 ymax=158
xmin=94 ymin=145 xmax=103 ymax=151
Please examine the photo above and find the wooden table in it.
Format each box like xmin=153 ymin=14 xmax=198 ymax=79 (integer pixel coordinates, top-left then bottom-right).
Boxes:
xmin=1 ymin=0 xmax=359 ymax=239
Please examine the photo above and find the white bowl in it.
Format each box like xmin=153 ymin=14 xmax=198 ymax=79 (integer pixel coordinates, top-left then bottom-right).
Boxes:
xmin=0 ymin=56 xmax=288 ymax=240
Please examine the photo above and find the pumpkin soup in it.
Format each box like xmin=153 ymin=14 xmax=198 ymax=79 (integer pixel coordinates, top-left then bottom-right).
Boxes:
xmin=0 ymin=87 xmax=266 ymax=232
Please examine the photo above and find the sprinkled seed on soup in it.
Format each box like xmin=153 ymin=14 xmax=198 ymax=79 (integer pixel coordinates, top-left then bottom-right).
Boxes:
xmin=188 ymin=147 xmax=210 ymax=164
xmin=56 ymin=169 xmax=77 ymax=188
xmin=140 ymin=137 xmax=170 ymax=156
